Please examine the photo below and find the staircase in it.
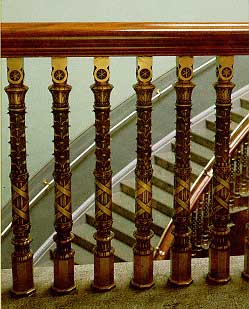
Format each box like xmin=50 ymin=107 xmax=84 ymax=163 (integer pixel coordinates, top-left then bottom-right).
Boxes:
xmin=60 ymin=92 xmax=249 ymax=266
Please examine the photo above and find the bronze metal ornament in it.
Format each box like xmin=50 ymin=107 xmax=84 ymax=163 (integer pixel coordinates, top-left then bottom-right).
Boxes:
xmin=49 ymin=57 xmax=76 ymax=294
xmin=5 ymin=58 xmax=36 ymax=297
xmin=168 ymin=56 xmax=195 ymax=287
xmin=91 ymin=57 xmax=115 ymax=291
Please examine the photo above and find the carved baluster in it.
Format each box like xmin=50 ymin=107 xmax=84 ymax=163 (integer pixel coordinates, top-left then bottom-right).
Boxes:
xmin=207 ymin=56 xmax=235 ymax=284
xmin=241 ymin=136 xmax=249 ymax=195
xmin=229 ymin=156 xmax=236 ymax=209
xmin=195 ymin=199 xmax=204 ymax=257
xmin=91 ymin=57 xmax=115 ymax=291
xmin=49 ymin=58 xmax=75 ymax=294
xmin=131 ymin=57 xmax=155 ymax=289
xmin=234 ymin=147 xmax=242 ymax=206
xmin=5 ymin=58 xmax=35 ymax=296
xmin=168 ymin=56 xmax=195 ymax=286
xmin=191 ymin=209 xmax=197 ymax=256
xmin=202 ymin=189 xmax=210 ymax=251
xmin=242 ymin=222 xmax=249 ymax=281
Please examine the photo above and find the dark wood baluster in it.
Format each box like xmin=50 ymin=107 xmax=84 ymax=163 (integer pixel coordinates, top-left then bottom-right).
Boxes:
xmin=49 ymin=57 xmax=75 ymax=294
xmin=195 ymin=199 xmax=204 ymax=257
xmin=207 ymin=56 xmax=235 ymax=284
xmin=234 ymin=148 xmax=242 ymax=206
xmin=91 ymin=57 xmax=115 ymax=291
xmin=5 ymin=58 xmax=35 ymax=296
xmin=242 ymin=222 xmax=249 ymax=281
xmin=229 ymin=156 xmax=236 ymax=209
xmin=168 ymin=56 xmax=195 ymax=286
xmin=131 ymin=57 xmax=155 ymax=289
xmin=241 ymin=136 xmax=249 ymax=195
xmin=191 ymin=209 xmax=197 ymax=256
xmin=202 ymin=189 xmax=210 ymax=251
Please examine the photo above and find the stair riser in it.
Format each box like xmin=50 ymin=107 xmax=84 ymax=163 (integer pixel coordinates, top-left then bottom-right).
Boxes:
xmin=152 ymin=176 xmax=173 ymax=194
xmin=240 ymin=98 xmax=249 ymax=110
xmin=206 ymin=119 xmax=233 ymax=133
xmin=231 ymin=112 xmax=244 ymax=123
xmin=120 ymin=183 xmax=174 ymax=218
xmin=86 ymin=213 xmax=135 ymax=247
xmin=191 ymin=133 xmax=214 ymax=150
xmin=171 ymin=143 xmax=209 ymax=167
xmin=112 ymin=202 xmax=164 ymax=236
xmin=154 ymin=156 xmax=197 ymax=182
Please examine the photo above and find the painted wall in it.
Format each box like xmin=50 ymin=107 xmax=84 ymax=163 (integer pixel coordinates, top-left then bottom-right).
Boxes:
xmin=1 ymin=0 xmax=248 ymax=206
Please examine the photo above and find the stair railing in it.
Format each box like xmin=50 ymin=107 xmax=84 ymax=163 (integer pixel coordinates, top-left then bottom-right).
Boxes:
xmin=1 ymin=22 xmax=249 ymax=296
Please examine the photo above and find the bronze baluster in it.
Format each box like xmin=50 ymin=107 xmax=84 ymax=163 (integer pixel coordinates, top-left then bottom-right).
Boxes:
xmin=131 ymin=57 xmax=155 ymax=289
xmin=195 ymin=199 xmax=204 ymax=257
xmin=191 ymin=209 xmax=197 ymax=257
xmin=234 ymin=148 xmax=242 ymax=206
xmin=91 ymin=57 xmax=115 ymax=291
xmin=241 ymin=136 xmax=249 ymax=195
xmin=242 ymin=222 xmax=249 ymax=281
xmin=49 ymin=57 xmax=75 ymax=294
xmin=202 ymin=189 xmax=210 ymax=251
xmin=168 ymin=56 xmax=195 ymax=286
xmin=5 ymin=58 xmax=35 ymax=296
xmin=207 ymin=56 xmax=235 ymax=284
xmin=229 ymin=156 xmax=236 ymax=209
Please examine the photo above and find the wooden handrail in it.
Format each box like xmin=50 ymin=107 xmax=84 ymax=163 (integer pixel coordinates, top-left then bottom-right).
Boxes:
xmin=1 ymin=22 xmax=249 ymax=58
xmin=156 ymin=113 xmax=249 ymax=259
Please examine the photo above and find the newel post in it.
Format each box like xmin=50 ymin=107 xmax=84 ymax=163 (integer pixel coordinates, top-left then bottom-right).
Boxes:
xmin=49 ymin=57 xmax=76 ymax=294
xmin=131 ymin=57 xmax=155 ymax=289
xmin=5 ymin=58 xmax=36 ymax=297
xmin=207 ymin=56 xmax=235 ymax=284
xmin=91 ymin=57 xmax=115 ymax=291
xmin=168 ymin=56 xmax=195 ymax=287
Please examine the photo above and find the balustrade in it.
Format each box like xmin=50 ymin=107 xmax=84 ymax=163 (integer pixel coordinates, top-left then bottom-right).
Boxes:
xmin=1 ymin=22 xmax=249 ymax=298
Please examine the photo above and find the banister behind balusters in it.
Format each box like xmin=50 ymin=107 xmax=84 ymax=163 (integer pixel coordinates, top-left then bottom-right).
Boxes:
xmin=155 ymin=113 xmax=249 ymax=259
xmin=1 ymin=22 xmax=249 ymax=57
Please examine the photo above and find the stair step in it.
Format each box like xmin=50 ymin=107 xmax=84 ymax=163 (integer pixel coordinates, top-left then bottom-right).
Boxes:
xmin=112 ymin=191 xmax=171 ymax=236
xmin=73 ymin=222 xmax=133 ymax=262
xmin=191 ymin=123 xmax=214 ymax=150
xmin=240 ymin=95 xmax=249 ymax=110
xmin=205 ymin=115 xmax=238 ymax=133
xmin=231 ymin=107 xmax=249 ymax=123
xmin=120 ymin=177 xmax=174 ymax=218
xmin=152 ymin=164 xmax=174 ymax=194
xmin=171 ymin=142 xmax=213 ymax=167
xmin=85 ymin=208 xmax=161 ymax=250
xmin=72 ymin=243 xmax=94 ymax=265
xmin=154 ymin=151 xmax=203 ymax=182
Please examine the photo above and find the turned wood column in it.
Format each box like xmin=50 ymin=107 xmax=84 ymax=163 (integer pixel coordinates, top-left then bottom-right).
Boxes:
xmin=168 ymin=56 xmax=195 ymax=287
xmin=131 ymin=57 xmax=155 ymax=289
xmin=207 ymin=56 xmax=235 ymax=284
xmin=91 ymin=57 xmax=115 ymax=291
xmin=5 ymin=58 xmax=36 ymax=297
xmin=49 ymin=57 xmax=75 ymax=294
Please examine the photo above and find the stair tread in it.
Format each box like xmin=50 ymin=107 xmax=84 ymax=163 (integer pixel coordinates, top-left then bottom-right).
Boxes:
xmin=72 ymin=242 xmax=94 ymax=265
xmin=113 ymin=191 xmax=172 ymax=232
xmin=154 ymin=150 xmax=204 ymax=178
xmin=73 ymin=222 xmax=133 ymax=262
xmin=190 ymin=141 xmax=213 ymax=163
xmin=121 ymin=176 xmax=173 ymax=210
xmin=231 ymin=106 xmax=249 ymax=123
xmin=86 ymin=208 xmax=161 ymax=249
xmin=240 ymin=93 xmax=249 ymax=110
xmin=206 ymin=114 xmax=238 ymax=132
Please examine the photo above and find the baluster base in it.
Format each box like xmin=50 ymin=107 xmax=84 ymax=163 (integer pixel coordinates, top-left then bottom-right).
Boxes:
xmin=92 ymin=252 xmax=115 ymax=291
xmin=52 ymin=255 xmax=76 ymax=295
xmin=168 ymin=250 xmax=193 ymax=287
xmin=11 ymin=254 xmax=36 ymax=297
xmin=131 ymin=251 xmax=154 ymax=289
xmin=207 ymin=248 xmax=231 ymax=284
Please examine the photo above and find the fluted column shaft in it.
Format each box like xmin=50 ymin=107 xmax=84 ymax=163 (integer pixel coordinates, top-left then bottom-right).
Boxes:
xmin=207 ymin=56 xmax=235 ymax=284
xmin=168 ymin=56 xmax=195 ymax=286
xmin=91 ymin=57 xmax=115 ymax=291
xmin=49 ymin=57 xmax=75 ymax=294
xmin=5 ymin=58 xmax=35 ymax=296
xmin=131 ymin=57 xmax=155 ymax=289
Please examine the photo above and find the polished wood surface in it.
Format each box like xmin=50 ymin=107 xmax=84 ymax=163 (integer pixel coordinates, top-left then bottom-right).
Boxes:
xmin=1 ymin=22 xmax=249 ymax=57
